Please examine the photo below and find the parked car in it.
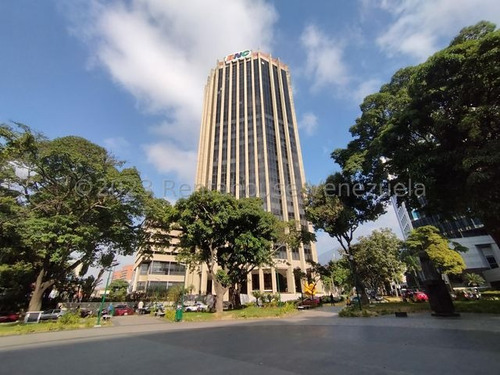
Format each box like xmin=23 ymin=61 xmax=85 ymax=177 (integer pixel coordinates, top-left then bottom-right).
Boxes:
xmin=114 ymin=304 xmax=135 ymax=316
xmin=411 ymin=291 xmax=429 ymax=302
xmin=301 ymin=297 xmax=321 ymax=306
xmin=185 ymin=302 xmax=208 ymax=312
xmin=0 ymin=312 xmax=20 ymax=323
xmin=39 ymin=309 xmax=66 ymax=321
xmin=143 ymin=302 xmax=164 ymax=314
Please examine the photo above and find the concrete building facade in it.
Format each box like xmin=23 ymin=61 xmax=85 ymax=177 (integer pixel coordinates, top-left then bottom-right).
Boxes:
xmin=130 ymin=231 xmax=186 ymax=294
xmin=112 ymin=265 xmax=134 ymax=283
xmin=191 ymin=50 xmax=319 ymax=298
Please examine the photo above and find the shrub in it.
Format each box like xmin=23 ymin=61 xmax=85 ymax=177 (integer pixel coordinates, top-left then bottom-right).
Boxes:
xmin=163 ymin=309 xmax=176 ymax=322
xmin=339 ymin=307 xmax=378 ymax=317
xmin=57 ymin=312 xmax=81 ymax=325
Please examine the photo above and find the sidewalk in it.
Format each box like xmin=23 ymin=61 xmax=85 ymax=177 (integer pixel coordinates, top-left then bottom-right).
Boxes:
xmin=1 ymin=306 xmax=499 ymax=351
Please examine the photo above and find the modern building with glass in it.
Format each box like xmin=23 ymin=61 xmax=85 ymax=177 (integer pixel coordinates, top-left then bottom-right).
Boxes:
xmin=391 ymin=197 xmax=500 ymax=288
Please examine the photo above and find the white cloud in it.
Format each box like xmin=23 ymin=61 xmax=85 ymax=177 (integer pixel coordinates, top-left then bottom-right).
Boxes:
xmin=63 ymin=0 xmax=278 ymax=178
xmin=352 ymin=78 xmax=383 ymax=104
xmin=103 ymin=136 xmax=130 ymax=154
xmin=298 ymin=112 xmax=318 ymax=136
xmin=300 ymin=24 xmax=349 ymax=91
xmin=143 ymin=141 xmax=197 ymax=187
xmin=374 ymin=0 xmax=500 ymax=61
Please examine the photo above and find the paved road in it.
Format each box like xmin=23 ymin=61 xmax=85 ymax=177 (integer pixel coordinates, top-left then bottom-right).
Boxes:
xmin=1 ymin=307 xmax=499 ymax=374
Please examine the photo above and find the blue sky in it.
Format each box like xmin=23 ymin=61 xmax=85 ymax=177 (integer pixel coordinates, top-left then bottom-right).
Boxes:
xmin=1 ymin=0 xmax=499 ymax=265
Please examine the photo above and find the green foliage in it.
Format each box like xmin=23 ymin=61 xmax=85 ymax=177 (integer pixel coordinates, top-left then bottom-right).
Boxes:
xmin=339 ymin=306 xmax=378 ymax=317
xmin=454 ymin=300 xmax=500 ymax=314
xmin=404 ymin=226 xmax=466 ymax=275
xmin=351 ymin=229 xmax=405 ymax=291
xmin=320 ymin=258 xmax=352 ymax=292
xmin=305 ymin=173 xmax=385 ymax=305
xmin=463 ymin=272 xmax=486 ymax=287
xmin=332 ymin=21 xmax=500 ymax=244
xmin=0 ymin=123 xmax=170 ymax=311
xmin=166 ymin=284 xmax=189 ymax=304
xmin=482 ymin=291 xmax=500 ymax=300
xmin=57 ymin=312 xmax=81 ymax=325
xmin=108 ymin=279 xmax=129 ymax=301
xmin=304 ymin=173 xmax=385 ymax=254
xmin=163 ymin=309 xmax=176 ymax=322
xmin=174 ymin=189 xmax=279 ymax=313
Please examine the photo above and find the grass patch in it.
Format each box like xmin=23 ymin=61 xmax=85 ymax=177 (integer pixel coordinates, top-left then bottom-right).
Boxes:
xmin=340 ymin=302 xmax=432 ymax=317
xmin=454 ymin=300 xmax=500 ymax=314
xmin=0 ymin=318 xmax=102 ymax=336
xmin=181 ymin=312 xmax=217 ymax=322
xmin=339 ymin=307 xmax=378 ymax=317
xmin=339 ymin=299 xmax=500 ymax=317
xmin=481 ymin=291 xmax=500 ymax=300
xmin=164 ymin=303 xmax=298 ymax=322
xmin=370 ymin=302 xmax=432 ymax=315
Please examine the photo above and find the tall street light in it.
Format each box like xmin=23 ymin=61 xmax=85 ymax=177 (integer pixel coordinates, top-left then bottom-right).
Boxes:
xmin=95 ymin=262 xmax=118 ymax=327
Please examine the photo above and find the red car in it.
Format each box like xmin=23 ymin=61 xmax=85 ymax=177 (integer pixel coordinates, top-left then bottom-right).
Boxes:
xmin=113 ymin=304 xmax=135 ymax=316
xmin=412 ymin=291 xmax=429 ymax=302
xmin=301 ymin=297 xmax=321 ymax=307
xmin=0 ymin=312 xmax=20 ymax=323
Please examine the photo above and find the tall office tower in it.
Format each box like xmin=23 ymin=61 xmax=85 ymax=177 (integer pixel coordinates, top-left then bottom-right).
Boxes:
xmin=193 ymin=50 xmax=319 ymax=298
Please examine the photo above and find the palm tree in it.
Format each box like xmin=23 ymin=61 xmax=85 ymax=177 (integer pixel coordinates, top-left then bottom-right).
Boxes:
xmin=463 ymin=273 xmax=485 ymax=287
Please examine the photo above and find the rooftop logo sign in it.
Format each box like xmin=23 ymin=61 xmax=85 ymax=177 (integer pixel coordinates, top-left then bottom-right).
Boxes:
xmin=225 ymin=50 xmax=252 ymax=63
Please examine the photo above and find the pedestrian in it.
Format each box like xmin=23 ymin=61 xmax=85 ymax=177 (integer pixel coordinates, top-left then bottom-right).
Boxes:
xmin=330 ymin=293 xmax=335 ymax=306
xmin=108 ymin=303 xmax=114 ymax=316
xmin=138 ymin=300 xmax=144 ymax=314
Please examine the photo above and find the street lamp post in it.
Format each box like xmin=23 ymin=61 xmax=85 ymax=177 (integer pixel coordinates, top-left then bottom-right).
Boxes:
xmin=95 ymin=264 xmax=116 ymax=327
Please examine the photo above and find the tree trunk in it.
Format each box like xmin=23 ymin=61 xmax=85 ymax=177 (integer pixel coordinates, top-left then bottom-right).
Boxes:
xmin=214 ymin=280 xmax=227 ymax=315
xmin=229 ymin=286 xmax=236 ymax=309
xmin=229 ymin=285 xmax=242 ymax=309
xmin=28 ymin=269 xmax=54 ymax=311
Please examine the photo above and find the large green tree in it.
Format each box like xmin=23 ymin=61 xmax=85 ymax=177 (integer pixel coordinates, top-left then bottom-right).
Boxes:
xmin=333 ymin=21 xmax=500 ymax=245
xmin=304 ymin=172 xmax=385 ymax=304
xmin=350 ymin=229 xmax=404 ymax=293
xmin=0 ymin=124 xmax=166 ymax=311
xmin=174 ymin=189 xmax=278 ymax=314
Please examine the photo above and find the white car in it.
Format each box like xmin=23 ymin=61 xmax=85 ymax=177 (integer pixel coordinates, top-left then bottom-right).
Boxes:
xmin=184 ymin=302 xmax=208 ymax=312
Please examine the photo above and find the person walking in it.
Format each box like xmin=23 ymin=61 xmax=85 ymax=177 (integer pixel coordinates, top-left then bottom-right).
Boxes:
xmin=108 ymin=303 xmax=115 ymax=316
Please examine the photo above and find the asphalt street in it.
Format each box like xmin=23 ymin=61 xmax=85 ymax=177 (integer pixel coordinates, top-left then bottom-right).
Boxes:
xmin=1 ymin=306 xmax=499 ymax=375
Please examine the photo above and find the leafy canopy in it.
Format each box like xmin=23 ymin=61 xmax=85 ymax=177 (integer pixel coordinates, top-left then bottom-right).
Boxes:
xmin=403 ymin=226 xmax=466 ymax=275
xmin=351 ymin=229 xmax=404 ymax=291
xmin=174 ymin=188 xmax=279 ymax=313
xmin=0 ymin=123 xmax=167 ymax=310
xmin=332 ymin=21 xmax=500 ymax=243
